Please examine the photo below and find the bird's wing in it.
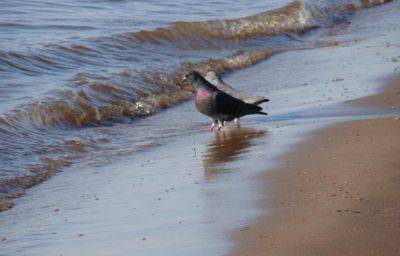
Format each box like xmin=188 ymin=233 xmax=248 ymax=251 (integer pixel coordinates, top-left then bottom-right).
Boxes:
xmin=216 ymin=79 xmax=268 ymax=105
xmin=213 ymin=91 xmax=245 ymax=115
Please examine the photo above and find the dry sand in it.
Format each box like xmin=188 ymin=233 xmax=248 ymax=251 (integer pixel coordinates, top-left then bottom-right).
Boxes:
xmin=231 ymin=77 xmax=400 ymax=255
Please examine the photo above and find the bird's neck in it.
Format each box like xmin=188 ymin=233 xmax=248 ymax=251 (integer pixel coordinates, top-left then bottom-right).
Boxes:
xmin=195 ymin=80 xmax=218 ymax=92
xmin=192 ymin=78 xmax=206 ymax=89
xmin=195 ymin=87 xmax=212 ymax=100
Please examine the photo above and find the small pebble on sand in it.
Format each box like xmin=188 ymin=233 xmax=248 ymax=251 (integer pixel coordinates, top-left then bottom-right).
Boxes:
xmin=332 ymin=77 xmax=344 ymax=82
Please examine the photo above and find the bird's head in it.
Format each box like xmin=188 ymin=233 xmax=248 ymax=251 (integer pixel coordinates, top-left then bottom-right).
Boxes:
xmin=182 ymin=71 xmax=203 ymax=89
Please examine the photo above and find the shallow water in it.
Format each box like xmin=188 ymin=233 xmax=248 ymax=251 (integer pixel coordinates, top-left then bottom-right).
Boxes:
xmin=0 ymin=0 xmax=397 ymax=220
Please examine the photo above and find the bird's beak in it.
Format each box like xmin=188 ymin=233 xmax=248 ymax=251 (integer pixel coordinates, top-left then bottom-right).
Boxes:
xmin=180 ymin=82 xmax=194 ymax=92
xmin=178 ymin=74 xmax=195 ymax=92
xmin=179 ymin=75 xmax=192 ymax=91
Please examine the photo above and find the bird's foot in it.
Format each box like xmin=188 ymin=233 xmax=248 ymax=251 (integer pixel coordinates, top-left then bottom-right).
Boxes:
xmin=210 ymin=120 xmax=217 ymax=131
xmin=216 ymin=121 xmax=223 ymax=131
xmin=233 ymin=118 xmax=240 ymax=128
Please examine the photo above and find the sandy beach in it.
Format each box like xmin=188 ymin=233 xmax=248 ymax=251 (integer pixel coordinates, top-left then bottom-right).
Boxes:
xmin=1 ymin=1 xmax=400 ymax=255
xmin=230 ymin=4 xmax=400 ymax=254
xmin=231 ymin=78 xmax=400 ymax=256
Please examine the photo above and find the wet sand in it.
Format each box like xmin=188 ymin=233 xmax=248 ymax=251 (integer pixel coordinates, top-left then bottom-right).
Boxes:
xmin=231 ymin=80 xmax=400 ymax=256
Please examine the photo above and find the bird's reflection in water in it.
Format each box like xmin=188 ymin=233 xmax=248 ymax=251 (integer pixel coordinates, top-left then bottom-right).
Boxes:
xmin=202 ymin=127 xmax=266 ymax=178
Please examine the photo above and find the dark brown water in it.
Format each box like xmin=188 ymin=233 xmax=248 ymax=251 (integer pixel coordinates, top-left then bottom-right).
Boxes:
xmin=0 ymin=0 xmax=393 ymax=206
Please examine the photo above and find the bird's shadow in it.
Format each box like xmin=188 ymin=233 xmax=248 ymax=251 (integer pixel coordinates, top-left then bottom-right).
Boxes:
xmin=202 ymin=127 xmax=267 ymax=179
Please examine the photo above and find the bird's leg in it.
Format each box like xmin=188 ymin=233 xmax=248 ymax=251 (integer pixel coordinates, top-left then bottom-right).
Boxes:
xmin=217 ymin=120 xmax=224 ymax=131
xmin=210 ymin=119 xmax=217 ymax=131
xmin=234 ymin=118 xmax=240 ymax=128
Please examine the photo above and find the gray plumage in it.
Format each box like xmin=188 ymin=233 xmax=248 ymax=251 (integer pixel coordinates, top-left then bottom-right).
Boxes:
xmin=205 ymin=71 xmax=269 ymax=105
xmin=183 ymin=71 xmax=267 ymax=130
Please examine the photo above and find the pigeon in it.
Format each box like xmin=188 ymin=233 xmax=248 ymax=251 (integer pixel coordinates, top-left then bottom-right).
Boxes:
xmin=183 ymin=71 xmax=267 ymax=131
xmin=205 ymin=71 xmax=269 ymax=105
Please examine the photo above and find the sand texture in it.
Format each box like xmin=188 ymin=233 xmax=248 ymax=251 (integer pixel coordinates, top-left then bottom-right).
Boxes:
xmin=231 ymin=79 xmax=400 ymax=256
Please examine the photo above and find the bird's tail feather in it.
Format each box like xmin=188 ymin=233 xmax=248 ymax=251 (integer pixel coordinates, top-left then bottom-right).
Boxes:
xmin=250 ymin=104 xmax=262 ymax=112
xmin=245 ymin=110 xmax=268 ymax=116
xmin=253 ymin=98 xmax=269 ymax=105
xmin=256 ymin=111 xmax=268 ymax=115
xmin=242 ymin=104 xmax=268 ymax=116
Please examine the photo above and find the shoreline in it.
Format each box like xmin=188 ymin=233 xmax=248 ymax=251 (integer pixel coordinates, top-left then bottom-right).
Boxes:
xmin=230 ymin=77 xmax=400 ymax=255
xmin=0 ymin=0 xmax=396 ymax=212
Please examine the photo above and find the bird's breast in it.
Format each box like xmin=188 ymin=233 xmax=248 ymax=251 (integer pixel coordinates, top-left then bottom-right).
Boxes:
xmin=195 ymin=89 xmax=215 ymax=117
